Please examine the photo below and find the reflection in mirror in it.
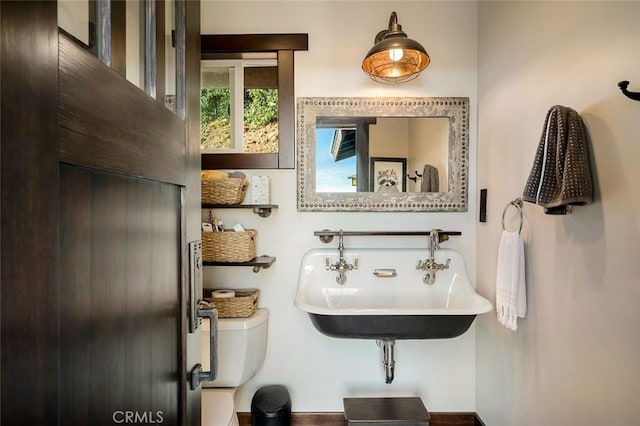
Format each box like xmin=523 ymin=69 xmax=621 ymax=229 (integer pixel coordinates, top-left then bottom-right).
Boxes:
xmin=316 ymin=117 xmax=449 ymax=193
xmin=297 ymin=97 xmax=469 ymax=212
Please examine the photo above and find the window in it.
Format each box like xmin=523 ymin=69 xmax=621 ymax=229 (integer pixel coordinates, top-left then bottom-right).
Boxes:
xmin=58 ymin=0 xmax=185 ymax=117
xmin=201 ymin=59 xmax=278 ymax=154
xmin=201 ymin=34 xmax=308 ymax=169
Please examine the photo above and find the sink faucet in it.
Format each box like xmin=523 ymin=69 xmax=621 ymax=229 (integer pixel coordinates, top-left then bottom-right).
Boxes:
xmin=416 ymin=229 xmax=451 ymax=284
xmin=325 ymin=230 xmax=358 ymax=284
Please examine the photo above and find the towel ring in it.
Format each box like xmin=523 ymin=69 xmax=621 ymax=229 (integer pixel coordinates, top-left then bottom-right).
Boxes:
xmin=502 ymin=198 xmax=524 ymax=233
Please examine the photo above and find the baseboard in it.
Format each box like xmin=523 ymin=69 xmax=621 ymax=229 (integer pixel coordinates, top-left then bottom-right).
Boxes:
xmin=474 ymin=412 xmax=487 ymax=426
xmin=238 ymin=412 xmax=344 ymax=425
xmin=238 ymin=411 xmax=485 ymax=425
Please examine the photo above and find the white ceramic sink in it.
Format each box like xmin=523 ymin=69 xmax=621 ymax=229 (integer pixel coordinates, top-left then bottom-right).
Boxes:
xmin=294 ymin=247 xmax=492 ymax=339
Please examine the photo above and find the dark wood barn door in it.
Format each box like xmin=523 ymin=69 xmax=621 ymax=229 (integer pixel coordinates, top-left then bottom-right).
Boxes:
xmin=1 ymin=2 xmax=201 ymax=425
xmin=58 ymin=165 xmax=183 ymax=425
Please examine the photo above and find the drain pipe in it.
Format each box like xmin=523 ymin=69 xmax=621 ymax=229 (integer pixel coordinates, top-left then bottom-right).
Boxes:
xmin=376 ymin=339 xmax=396 ymax=383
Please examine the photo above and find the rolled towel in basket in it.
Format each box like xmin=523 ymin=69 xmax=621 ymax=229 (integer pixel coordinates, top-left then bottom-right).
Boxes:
xmin=201 ymin=170 xmax=229 ymax=180
xmin=211 ymin=289 xmax=236 ymax=298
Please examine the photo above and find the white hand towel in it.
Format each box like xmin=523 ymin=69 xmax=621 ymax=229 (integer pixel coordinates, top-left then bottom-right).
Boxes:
xmin=496 ymin=230 xmax=526 ymax=331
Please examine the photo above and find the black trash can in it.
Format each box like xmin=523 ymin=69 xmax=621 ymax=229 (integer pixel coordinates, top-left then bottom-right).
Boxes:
xmin=251 ymin=385 xmax=291 ymax=426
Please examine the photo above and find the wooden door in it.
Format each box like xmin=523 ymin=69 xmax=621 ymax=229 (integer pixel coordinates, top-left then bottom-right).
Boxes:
xmin=1 ymin=2 xmax=201 ymax=425
xmin=59 ymin=166 xmax=183 ymax=425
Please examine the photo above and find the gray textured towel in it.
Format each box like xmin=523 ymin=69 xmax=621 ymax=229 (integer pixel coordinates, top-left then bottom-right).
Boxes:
xmin=522 ymin=105 xmax=593 ymax=215
xmin=420 ymin=164 xmax=440 ymax=192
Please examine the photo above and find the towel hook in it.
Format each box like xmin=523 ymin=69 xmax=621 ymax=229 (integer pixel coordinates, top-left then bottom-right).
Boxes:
xmin=502 ymin=198 xmax=524 ymax=233
xmin=618 ymin=81 xmax=640 ymax=102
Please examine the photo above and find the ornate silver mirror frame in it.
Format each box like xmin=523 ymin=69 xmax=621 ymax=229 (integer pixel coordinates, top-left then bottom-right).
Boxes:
xmin=296 ymin=97 xmax=469 ymax=212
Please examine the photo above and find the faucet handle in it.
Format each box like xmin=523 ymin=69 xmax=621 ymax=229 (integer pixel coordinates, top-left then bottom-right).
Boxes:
xmin=416 ymin=259 xmax=424 ymax=270
xmin=434 ymin=258 xmax=451 ymax=270
xmin=353 ymin=258 xmax=359 ymax=270
xmin=325 ymin=257 xmax=331 ymax=270
xmin=430 ymin=228 xmax=441 ymax=250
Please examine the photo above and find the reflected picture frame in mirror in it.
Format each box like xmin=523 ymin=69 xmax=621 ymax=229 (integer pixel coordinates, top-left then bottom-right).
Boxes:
xmin=297 ymin=97 xmax=469 ymax=212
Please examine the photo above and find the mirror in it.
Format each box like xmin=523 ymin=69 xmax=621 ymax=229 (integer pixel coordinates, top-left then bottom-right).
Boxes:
xmin=297 ymin=97 xmax=469 ymax=212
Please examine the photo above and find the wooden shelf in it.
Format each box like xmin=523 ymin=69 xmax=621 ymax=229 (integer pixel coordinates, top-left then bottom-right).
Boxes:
xmin=203 ymin=255 xmax=276 ymax=273
xmin=202 ymin=204 xmax=278 ymax=218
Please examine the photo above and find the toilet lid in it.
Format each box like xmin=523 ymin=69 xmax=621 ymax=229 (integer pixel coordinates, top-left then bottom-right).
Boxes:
xmin=202 ymin=389 xmax=238 ymax=426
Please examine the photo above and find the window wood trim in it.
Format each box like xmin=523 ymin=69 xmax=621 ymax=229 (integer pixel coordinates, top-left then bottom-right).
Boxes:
xmin=200 ymin=33 xmax=309 ymax=170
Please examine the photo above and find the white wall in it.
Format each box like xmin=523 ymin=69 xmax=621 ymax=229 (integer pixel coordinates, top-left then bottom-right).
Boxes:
xmin=201 ymin=0 xmax=479 ymax=413
xmin=126 ymin=0 xmax=141 ymax=88
xmin=477 ymin=2 xmax=640 ymax=425
xmin=58 ymin=0 xmax=90 ymax=45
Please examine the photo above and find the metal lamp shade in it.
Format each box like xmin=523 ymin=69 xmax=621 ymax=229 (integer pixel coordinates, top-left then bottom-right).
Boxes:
xmin=362 ymin=12 xmax=430 ymax=84
xmin=362 ymin=37 xmax=430 ymax=84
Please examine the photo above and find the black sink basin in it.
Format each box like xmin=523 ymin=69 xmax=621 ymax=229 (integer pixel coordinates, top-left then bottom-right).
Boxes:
xmin=308 ymin=313 xmax=478 ymax=340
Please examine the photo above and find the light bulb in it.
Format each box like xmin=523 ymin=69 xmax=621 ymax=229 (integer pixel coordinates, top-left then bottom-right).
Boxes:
xmin=389 ymin=68 xmax=401 ymax=78
xmin=388 ymin=48 xmax=404 ymax=62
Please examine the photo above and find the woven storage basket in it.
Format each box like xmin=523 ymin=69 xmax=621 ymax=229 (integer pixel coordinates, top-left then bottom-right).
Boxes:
xmin=204 ymin=289 xmax=259 ymax=318
xmin=201 ymin=177 xmax=249 ymax=205
xmin=202 ymin=229 xmax=257 ymax=262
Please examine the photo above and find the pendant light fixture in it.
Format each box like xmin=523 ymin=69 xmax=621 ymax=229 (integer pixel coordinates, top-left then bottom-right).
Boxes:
xmin=362 ymin=11 xmax=430 ymax=84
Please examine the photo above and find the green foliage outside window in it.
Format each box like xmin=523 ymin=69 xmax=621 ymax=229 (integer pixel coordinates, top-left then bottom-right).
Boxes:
xmin=244 ymin=89 xmax=278 ymax=129
xmin=200 ymin=88 xmax=278 ymax=127
xmin=201 ymin=87 xmax=278 ymax=152
xmin=201 ymin=88 xmax=230 ymax=125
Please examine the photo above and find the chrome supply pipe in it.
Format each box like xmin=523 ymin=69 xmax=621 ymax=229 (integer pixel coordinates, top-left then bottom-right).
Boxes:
xmin=377 ymin=339 xmax=396 ymax=384
xmin=325 ymin=229 xmax=358 ymax=284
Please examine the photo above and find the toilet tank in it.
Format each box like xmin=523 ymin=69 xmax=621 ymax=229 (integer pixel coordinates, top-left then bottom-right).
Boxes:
xmin=201 ymin=308 xmax=268 ymax=388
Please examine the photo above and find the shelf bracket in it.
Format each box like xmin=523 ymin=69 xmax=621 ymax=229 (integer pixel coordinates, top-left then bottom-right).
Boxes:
xmin=253 ymin=263 xmax=270 ymax=273
xmin=252 ymin=206 xmax=272 ymax=218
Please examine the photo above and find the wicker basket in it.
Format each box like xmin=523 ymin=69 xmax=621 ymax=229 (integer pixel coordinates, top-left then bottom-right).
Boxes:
xmin=201 ymin=177 xmax=249 ymax=205
xmin=202 ymin=229 xmax=257 ymax=262
xmin=204 ymin=289 xmax=259 ymax=318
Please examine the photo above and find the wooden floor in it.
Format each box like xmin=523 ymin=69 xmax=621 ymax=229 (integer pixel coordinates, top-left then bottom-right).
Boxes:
xmin=238 ymin=412 xmax=485 ymax=425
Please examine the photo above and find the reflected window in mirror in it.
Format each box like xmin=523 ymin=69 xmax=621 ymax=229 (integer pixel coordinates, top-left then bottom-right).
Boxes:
xmin=201 ymin=34 xmax=308 ymax=170
xmin=316 ymin=117 xmax=376 ymax=192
